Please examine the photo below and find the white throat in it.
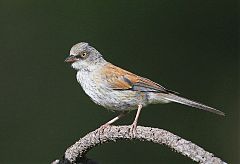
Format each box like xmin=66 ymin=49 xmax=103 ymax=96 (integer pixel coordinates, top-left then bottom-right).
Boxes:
xmin=72 ymin=58 xmax=107 ymax=72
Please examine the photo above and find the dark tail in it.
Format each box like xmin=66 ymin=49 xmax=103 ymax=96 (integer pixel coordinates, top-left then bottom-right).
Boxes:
xmin=162 ymin=93 xmax=225 ymax=116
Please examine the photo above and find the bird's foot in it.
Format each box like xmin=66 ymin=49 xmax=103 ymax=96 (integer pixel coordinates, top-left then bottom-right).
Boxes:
xmin=98 ymin=123 xmax=110 ymax=135
xmin=129 ymin=122 xmax=137 ymax=138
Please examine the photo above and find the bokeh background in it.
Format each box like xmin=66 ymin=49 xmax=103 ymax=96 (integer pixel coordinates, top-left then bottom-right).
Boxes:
xmin=0 ymin=0 xmax=238 ymax=163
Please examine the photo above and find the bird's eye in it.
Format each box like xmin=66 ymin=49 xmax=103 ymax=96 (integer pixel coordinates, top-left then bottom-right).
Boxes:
xmin=81 ymin=52 xmax=87 ymax=58
xmin=75 ymin=52 xmax=88 ymax=59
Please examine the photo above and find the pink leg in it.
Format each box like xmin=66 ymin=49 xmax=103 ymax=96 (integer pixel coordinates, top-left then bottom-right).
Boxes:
xmin=130 ymin=104 xmax=143 ymax=138
xmin=99 ymin=112 xmax=127 ymax=133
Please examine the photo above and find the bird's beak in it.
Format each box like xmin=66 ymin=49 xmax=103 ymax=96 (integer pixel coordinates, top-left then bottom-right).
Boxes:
xmin=65 ymin=56 xmax=78 ymax=63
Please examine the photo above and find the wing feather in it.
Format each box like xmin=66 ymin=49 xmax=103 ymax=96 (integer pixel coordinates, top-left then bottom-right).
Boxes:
xmin=101 ymin=63 xmax=177 ymax=94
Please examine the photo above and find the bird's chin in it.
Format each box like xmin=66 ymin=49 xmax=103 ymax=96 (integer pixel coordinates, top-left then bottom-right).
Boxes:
xmin=71 ymin=61 xmax=87 ymax=71
xmin=71 ymin=62 xmax=80 ymax=70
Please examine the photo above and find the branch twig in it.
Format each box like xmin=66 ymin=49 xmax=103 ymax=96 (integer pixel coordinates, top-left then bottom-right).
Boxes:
xmin=52 ymin=125 xmax=226 ymax=164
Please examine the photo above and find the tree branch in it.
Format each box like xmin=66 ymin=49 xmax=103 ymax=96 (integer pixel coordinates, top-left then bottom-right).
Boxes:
xmin=52 ymin=125 xmax=226 ymax=164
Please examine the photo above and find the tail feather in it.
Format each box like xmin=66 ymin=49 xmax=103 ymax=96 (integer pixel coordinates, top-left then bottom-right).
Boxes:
xmin=162 ymin=93 xmax=225 ymax=116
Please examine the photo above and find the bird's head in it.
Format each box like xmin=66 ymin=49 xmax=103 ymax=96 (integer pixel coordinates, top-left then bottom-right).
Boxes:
xmin=65 ymin=42 xmax=105 ymax=71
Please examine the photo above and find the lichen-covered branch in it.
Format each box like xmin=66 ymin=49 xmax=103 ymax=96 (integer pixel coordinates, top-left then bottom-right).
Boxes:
xmin=52 ymin=125 xmax=226 ymax=164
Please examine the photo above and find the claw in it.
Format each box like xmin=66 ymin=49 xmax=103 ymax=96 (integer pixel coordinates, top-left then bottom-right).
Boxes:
xmin=129 ymin=122 xmax=137 ymax=138
xmin=129 ymin=104 xmax=142 ymax=138
xmin=98 ymin=123 xmax=110 ymax=135
xmin=98 ymin=112 xmax=127 ymax=136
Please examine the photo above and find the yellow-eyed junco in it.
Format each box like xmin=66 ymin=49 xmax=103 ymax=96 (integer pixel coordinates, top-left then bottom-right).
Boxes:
xmin=65 ymin=42 xmax=225 ymax=136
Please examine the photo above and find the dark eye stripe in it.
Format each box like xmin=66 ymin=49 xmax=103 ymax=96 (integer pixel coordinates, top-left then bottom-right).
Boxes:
xmin=75 ymin=55 xmax=81 ymax=59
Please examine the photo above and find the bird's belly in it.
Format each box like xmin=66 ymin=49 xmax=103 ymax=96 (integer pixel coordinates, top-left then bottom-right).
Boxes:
xmin=99 ymin=90 xmax=146 ymax=111
xmin=88 ymin=88 xmax=145 ymax=111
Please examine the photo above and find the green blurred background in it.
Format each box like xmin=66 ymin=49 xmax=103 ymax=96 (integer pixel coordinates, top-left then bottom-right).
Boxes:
xmin=0 ymin=0 xmax=238 ymax=163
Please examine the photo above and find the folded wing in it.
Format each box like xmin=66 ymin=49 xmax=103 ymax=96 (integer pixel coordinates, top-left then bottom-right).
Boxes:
xmin=101 ymin=63 xmax=177 ymax=94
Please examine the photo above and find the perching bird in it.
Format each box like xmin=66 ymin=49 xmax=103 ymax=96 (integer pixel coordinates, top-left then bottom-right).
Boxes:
xmin=65 ymin=42 xmax=225 ymax=136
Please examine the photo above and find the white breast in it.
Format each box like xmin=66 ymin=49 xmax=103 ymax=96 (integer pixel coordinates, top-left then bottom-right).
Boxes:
xmin=76 ymin=70 xmax=100 ymax=104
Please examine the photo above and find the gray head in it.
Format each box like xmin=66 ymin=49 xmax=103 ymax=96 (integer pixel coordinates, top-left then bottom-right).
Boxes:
xmin=65 ymin=42 xmax=106 ymax=71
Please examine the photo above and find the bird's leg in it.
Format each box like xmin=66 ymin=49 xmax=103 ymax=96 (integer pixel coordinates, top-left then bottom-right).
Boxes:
xmin=130 ymin=104 xmax=143 ymax=138
xmin=99 ymin=111 xmax=127 ymax=133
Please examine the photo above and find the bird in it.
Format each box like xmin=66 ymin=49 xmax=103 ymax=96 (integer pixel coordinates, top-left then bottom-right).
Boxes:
xmin=65 ymin=42 xmax=225 ymax=136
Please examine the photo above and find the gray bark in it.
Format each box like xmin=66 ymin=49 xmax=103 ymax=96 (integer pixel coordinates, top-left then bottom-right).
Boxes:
xmin=52 ymin=125 xmax=226 ymax=164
